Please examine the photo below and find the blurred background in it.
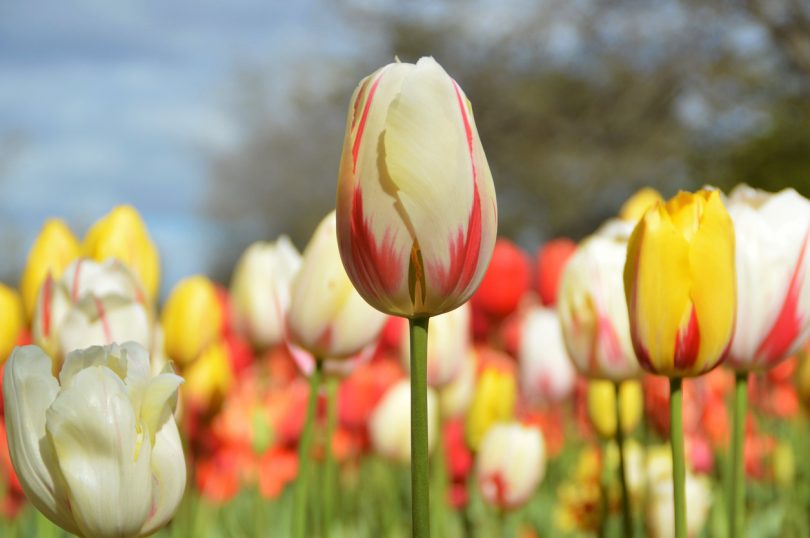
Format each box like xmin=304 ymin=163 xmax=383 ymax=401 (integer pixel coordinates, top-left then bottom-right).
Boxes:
xmin=2 ymin=0 xmax=809 ymax=295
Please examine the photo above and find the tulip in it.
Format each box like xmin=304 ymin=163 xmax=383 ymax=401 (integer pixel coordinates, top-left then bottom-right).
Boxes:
xmin=466 ymin=354 xmax=516 ymax=450
xmin=0 ymin=284 xmax=24 ymax=364
xmin=335 ymin=56 xmax=497 ymax=319
xmin=518 ymin=305 xmax=576 ymax=405
xmin=476 ymin=422 xmax=545 ymax=510
xmin=161 ymin=275 xmax=223 ymax=366
xmin=230 ymin=237 xmax=302 ymax=350
xmin=369 ymin=380 xmax=438 ymax=464
xmin=401 ymin=303 xmax=471 ymax=388
xmin=183 ymin=340 xmax=234 ymax=411
xmin=3 ymin=342 xmax=185 ymax=537
xmin=471 ymin=239 xmax=531 ymax=319
xmin=587 ymin=379 xmax=642 ymax=439
xmin=84 ymin=205 xmax=160 ymax=302
xmin=20 ymin=219 xmax=80 ymax=321
xmin=536 ymin=238 xmax=576 ymax=306
xmin=558 ymin=219 xmax=642 ymax=381
xmin=439 ymin=349 xmax=477 ymax=419
xmin=619 ymin=187 xmax=664 ymax=223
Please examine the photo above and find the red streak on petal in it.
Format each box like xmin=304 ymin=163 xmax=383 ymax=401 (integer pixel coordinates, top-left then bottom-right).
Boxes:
xmin=430 ymin=183 xmax=483 ymax=297
xmin=596 ymin=314 xmax=623 ymax=366
xmin=42 ymin=275 xmax=53 ymax=338
xmin=351 ymin=72 xmax=385 ymax=174
xmin=70 ymin=259 xmax=82 ymax=303
xmin=756 ymin=229 xmax=810 ymax=365
xmin=315 ymin=325 xmax=333 ymax=354
xmin=94 ymin=296 xmax=113 ymax=344
xmin=484 ymin=471 xmax=509 ymax=507
xmin=674 ymin=306 xmax=700 ymax=370
xmin=452 ymin=81 xmax=476 ymax=183
xmin=350 ymin=78 xmax=371 ymax=131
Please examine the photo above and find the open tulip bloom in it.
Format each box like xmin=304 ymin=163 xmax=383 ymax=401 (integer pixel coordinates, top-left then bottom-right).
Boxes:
xmin=3 ymin=342 xmax=185 ymax=538
xmin=336 ymin=57 xmax=497 ymax=537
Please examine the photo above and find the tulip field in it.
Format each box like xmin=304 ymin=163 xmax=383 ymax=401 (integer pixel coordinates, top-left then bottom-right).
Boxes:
xmin=1 ymin=57 xmax=810 ymax=538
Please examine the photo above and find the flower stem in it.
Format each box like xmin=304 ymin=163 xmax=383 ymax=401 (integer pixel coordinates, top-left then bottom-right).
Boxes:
xmin=293 ymin=360 xmax=321 ymax=538
xmin=730 ymin=371 xmax=748 ymax=538
xmin=410 ymin=316 xmax=431 ymax=538
xmin=614 ymin=381 xmax=633 ymax=538
xmin=670 ymin=377 xmax=686 ymax=538
xmin=323 ymin=374 xmax=339 ymax=535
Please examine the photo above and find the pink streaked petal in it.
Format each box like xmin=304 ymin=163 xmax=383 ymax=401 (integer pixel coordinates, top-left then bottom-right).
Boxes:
xmin=93 ymin=296 xmax=113 ymax=344
xmin=351 ymin=71 xmax=386 ymax=174
xmin=596 ymin=314 xmax=623 ymax=366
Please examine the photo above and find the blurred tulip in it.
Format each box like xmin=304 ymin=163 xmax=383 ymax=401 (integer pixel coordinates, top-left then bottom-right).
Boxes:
xmin=0 ymin=284 xmax=24 ymax=364
xmin=32 ymin=259 xmax=152 ymax=363
xmin=183 ymin=340 xmax=234 ymax=411
xmin=466 ymin=353 xmax=516 ymax=450
xmin=439 ymin=349 xmax=477 ymax=419
xmin=518 ymin=305 xmax=576 ymax=406
xmin=83 ymin=205 xmax=160 ymax=302
xmin=230 ymin=237 xmax=302 ymax=350
xmin=624 ymin=189 xmax=736 ymax=377
xmin=536 ymin=238 xmax=576 ymax=306
xmin=338 ymin=356 xmax=404 ymax=430
xmin=288 ymin=212 xmax=387 ymax=359
xmin=619 ymin=187 xmax=664 ymax=223
xmin=161 ymin=275 xmax=223 ymax=365
xmin=369 ymin=379 xmax=438 ymax=464
xmin=471 ymin=239 xmax=531 ymax=319
xmin=20 ymin=219 xmax=80 ymax=321
xmin=401 ymin=303 xmax=470 ymax=387
xmin=4 ymin=343 xmax=185 ymax=537
xmin=606 ymin=439 xmax=645 ymax=504
xmin=725 ymin=185 xmax=810 ymax=370
xmin=586 ymin=380 xmax=642 ymax=438
xmin=336 ymin=56 xmax=497 ymax=319
xmin=558 ymin=220 xmax=642 ymax=381
xmin=476 ymin=422 xmax=545 ymax=509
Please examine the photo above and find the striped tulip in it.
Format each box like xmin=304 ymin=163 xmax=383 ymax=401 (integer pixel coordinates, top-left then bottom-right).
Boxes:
xmin=624 ymin=189 xmax=736 ymax=377
xmin=517 ymin=305 xmax=576 ymax=405
xmin=725 ymin=185 xmax=810 ymax=371
xmin=336 ymin=57 xmax=497 ymax=318
xmin=558 ymin=220 xmax=642 ymax=381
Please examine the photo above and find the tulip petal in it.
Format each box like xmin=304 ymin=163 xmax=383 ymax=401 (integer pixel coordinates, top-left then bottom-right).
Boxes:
xmin=140 ymin=372 xmax=183 ymax=445
xmin=3 ymin=346 xmax=79 ymax=534
xmin=46 ymin=365 xmax=152 ymax=538
xmin=139 ymin=417 xmax=186 ymax=536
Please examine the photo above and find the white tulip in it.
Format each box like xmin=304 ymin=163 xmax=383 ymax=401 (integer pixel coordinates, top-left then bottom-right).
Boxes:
xmin=401 ymin=303 xmax=471 ymax=388
xmin=476 ymin=422 xmax=545 ymax=509
xmin=439 ymin=349 xmax=477 ymax=418
xmin=518 ymin=305 xmax=576 ymax=405
xmin=369 ymin=380 xmax=438 ymax=464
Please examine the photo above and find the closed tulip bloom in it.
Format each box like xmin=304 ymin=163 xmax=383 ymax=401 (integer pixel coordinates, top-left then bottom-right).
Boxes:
xmin=471 ymin=239 xmax=531 ymax=319
xmin=288 ymin=212 xmax=387 ymax=359
xmin=4 ymin=342 xmax=185 ymax=537
xmin=440 ymin=349 xmax=477 ymax=418
xmin=0 ymin=284 xmax=24 ymax=363
xmin=476 ymin=422 xmax=545 ymax=509
xmin=558 ymin=220 xmax=642 ymax=381
xmin=20 ymin=219 xmax=80 ymax=321
xmin=84 ymin=205 xmax=160 ymax=303
xmin=518 ymin=305 xmax=576 ymax=405
xmin=586 ymin=379 xmax=643 ymax=438
xmin=401 ymin=302 xmax=471 ymax=387
xmin=336 ymin=57 xmax=497 ymax=318
xmin=725 ymin=185 xmax=810 ymax=371
xmin=230 ymin=237 xmax=302 ymax=350
xmin=619 ymin=187 xmax=664 ymax=223
xmin=161 ymin=275 xmax=223 ymax=366
xmin=183 ymin=340 xmax=234 ymax=410
xmin=369 ymin=380 xmax=438 ymax=464
xmin=536 ymin=239 xmax=577 ymax=307
xmin=624 ymin=189 xmax=736 ymax=377
xmin=466 ymin=355 xmax=516 ymax=450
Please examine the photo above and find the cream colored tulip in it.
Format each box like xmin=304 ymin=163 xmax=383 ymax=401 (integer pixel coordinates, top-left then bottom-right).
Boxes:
xmin=288 ymin=211 xmax=387 ymax=359
xmin=3 ymin=342 xmax=185 ymax=537
xmin=401 ymin=302 xmax=471 ymax=387
xmin=439 ymin=349 xmax=477 ymax=418
xmin=369 ymin=379 xmax=438 ymax=464
xmin=230 ymin=237 xmax=302 ymax=350
xmin=518 ymin=305 xmax=576 ymax=405
xmin=476 ymin=422 xmax=545 ymax=509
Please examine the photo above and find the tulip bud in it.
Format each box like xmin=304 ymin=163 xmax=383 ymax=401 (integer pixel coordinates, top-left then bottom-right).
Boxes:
xmin=724 ymin=185 xmax=810 ymax=371
xmin=536 ymin=239 xmax=576 ymax=306
xmin=518 ymin=305 xmax=576 ymax=405
xmin=624 ymin=189 xmax=736 ymax=377
xmin=466 ymin=353 xmax=516 ymax=450
xmin=20 ymin=219 xmax=80 ymax=321
xmin=558 ymin=220 xmax=642 ymax=381
xmin=183 ymin=340 xmax=234 ymax=411
xmin=161 ymin=275 xmax=223 ymax=366
xmin=288 ymin=212 xmax=387 ymax=359
xmin=440 ymin=349 xmax=477 ymax=419
xmin=230 ymin=237 xmax=301 ymax=350
xmin=336 ymin=56 xmax=498 ymax=318
xmin=586 ymin=380 xmax=642 ymax=438
xmin=0 ymin=284 xmax=24 ymax=363
xmin=84 ymin=205 xmax=161 ymax=303
xmin=4 ymin=342 xmax=185 ymax=537
xmin=471 ymin=239 xmax=531 ymax=319
xmin=619 ymin=187 xmax=664 ymax=223
xmin=369 ymin=379 xmax=438 ymax=464
xmin=476 ymin=422 xmax=545 ymax=509
xmin=401 ymin=302 xmax=471 ymax=387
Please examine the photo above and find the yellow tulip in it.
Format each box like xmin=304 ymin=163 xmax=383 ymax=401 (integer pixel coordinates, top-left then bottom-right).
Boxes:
xmin=624 ymin=189 xmax=736 ymax=377
xmin=586 ymin=380 xmax=642 ymax=438
xmin=161 ymin=275 xmax=223 ymax=365
xmin=0 ymin=283 xmax=24 ymax=363
xmin=84 ymin=205 xmax=160 ymax=302
xmin=182 ymin=340 xmax=233 ymax=411
xmin=20 ymin=219 xmax=80 ymax=321
xmin=466 ymin=359 xmax=516 ymax=450
xmin=619 ymin=187 xmax=664 ymax=223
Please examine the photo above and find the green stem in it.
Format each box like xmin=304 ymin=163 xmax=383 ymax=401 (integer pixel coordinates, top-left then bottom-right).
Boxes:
xmin=293 ymin=361 xmax=322 ymax=538
xmin=615 ymin=381 xmax=633 ymax=538
xmin=730 ymin=372 xmax=748 ymax=538
xmin=432 ymin=408 xmax=447 ymax=538
xmin=410 ymin=316 xmax=431 ymax=538
xmin=670 ymin=377 xmax=686 ymax=538
xmin=323 ymin=375 xmax=339 ymax=536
